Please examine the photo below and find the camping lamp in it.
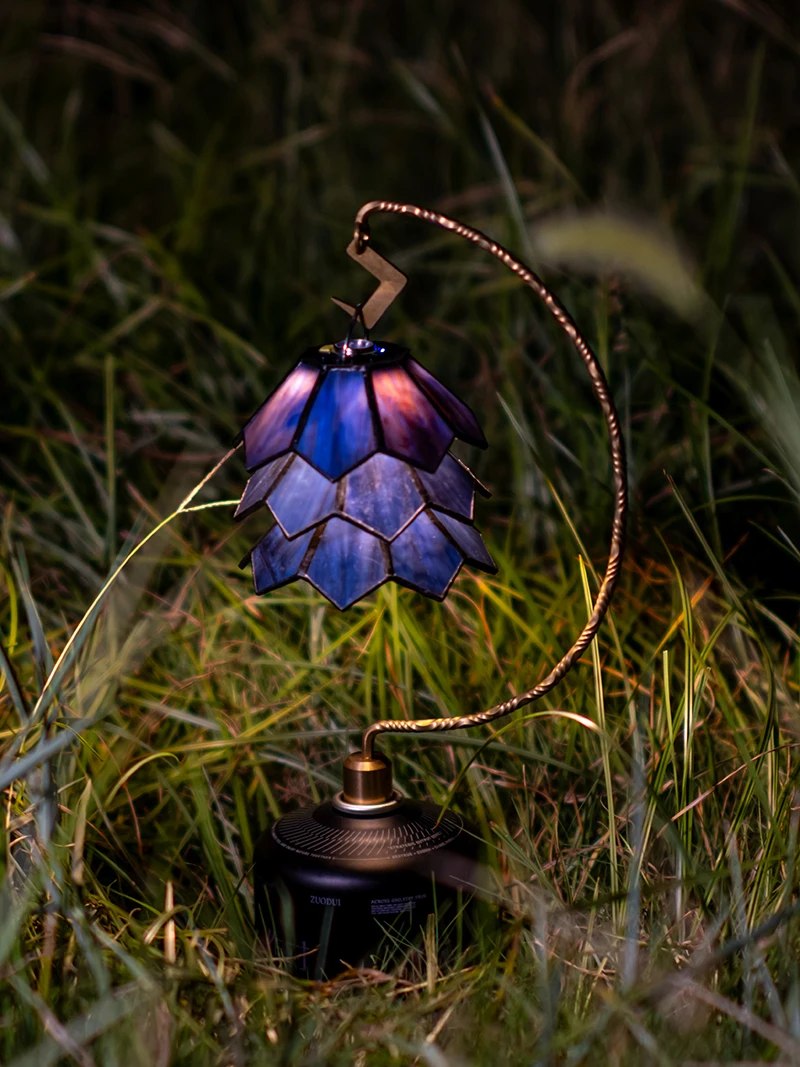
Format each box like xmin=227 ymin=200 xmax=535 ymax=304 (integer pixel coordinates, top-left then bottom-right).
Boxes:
xmin=236 ymin=202 xmax=628 ymax=977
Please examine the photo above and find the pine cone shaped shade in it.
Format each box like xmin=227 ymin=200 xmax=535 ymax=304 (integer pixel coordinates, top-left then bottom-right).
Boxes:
xmin=235 ymin=341 xmax=495 ymax=610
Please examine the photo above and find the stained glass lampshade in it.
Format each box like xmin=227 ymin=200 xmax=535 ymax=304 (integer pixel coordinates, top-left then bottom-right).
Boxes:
xmin=234 ymin=338 xmax=496 ymax=609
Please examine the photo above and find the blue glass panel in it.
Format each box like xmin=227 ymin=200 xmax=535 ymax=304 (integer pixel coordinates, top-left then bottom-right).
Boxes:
xmin=297 ymin=368 xmax=376 ymax=479
xmin=390 ymin=511 xmax=462 ymax=598
xmin=371 ymin=365 xmax=453 ymax=473
xmin=434 ymin=511 xmax=496 ymax=573
xmin=267 ymin=455 xmax=337 ymax=537
xmin=416 ymin=453 xmax=475 ymax=521
xmin=251 ymin=525 xmax=314 ymax=593
xmin=243 ymin=363 xmax=319 ymax=471
xmin=234 ymin=456 xmax=290 ymax=520
xmin=306 ymin=518 xmax=388 ymax=609
xmin=406 ymin=358 xmax=487 ymax=448
xmin=343 ymin=453 xmax=423 ymax=540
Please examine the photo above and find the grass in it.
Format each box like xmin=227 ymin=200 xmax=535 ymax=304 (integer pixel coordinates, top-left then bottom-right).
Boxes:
xmin=3 ymin=1 xmax=800 ymax=1063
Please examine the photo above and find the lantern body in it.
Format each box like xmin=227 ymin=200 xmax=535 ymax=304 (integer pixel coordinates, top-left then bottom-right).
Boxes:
xmin=253 ymin=798 xmax=482 ymax=977
xmin=235 ymin=340 xmax=495 ymax=609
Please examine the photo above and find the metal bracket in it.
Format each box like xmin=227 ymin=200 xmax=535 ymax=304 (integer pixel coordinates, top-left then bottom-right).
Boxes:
xmin=332 ymin=238 xmax=407 ymax=331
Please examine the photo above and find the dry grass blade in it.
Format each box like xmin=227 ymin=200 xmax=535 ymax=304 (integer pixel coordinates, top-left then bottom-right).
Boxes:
xmin=679 ymin=980 xmax=800 ymax=1060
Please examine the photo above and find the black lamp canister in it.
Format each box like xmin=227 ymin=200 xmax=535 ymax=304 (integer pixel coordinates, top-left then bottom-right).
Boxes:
xmin=235 ymin=202 xmax=627 ymax=977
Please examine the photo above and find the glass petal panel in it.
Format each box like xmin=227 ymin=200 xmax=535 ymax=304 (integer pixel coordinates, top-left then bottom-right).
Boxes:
xmin=251 ymin=525 xmax=314 ymax=593
xmin=371 ymin=365 xmax=453 ymax=472
xmin=234 ymin=456 xmax=290 ymax=520
xmin=390 ymin=511 xmax=462 ymax=598
xmin=433 ymin=511 xmax=496 ymax=573
xmin=242 ymin=363 xmax=319 ymax=471
xmin=343 ymin=453 xmax=423 ymax=540
xmin=297 ymin=368 xmax=376 ymax=479
xmin=406 ymin=358 xmax=487 ymax=448
xmin=415 ymin=453 xmax=475 ymax=521
xmin=306 ymin=518 xmax=388 ymax=609
xmin=268 ymin=455 xmax=337 ymax=537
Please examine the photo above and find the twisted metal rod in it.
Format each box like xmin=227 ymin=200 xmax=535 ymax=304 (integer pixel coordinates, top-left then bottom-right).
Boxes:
xmin=353 ymin=202 xmax=628 ymax=760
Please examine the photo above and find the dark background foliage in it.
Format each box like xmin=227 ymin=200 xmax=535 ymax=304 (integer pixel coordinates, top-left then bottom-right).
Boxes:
xmin=4 ymin=1 xmax=800 ymax=611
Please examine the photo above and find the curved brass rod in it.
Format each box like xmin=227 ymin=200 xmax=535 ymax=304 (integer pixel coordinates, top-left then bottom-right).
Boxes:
xmin=355 ymin=201 xmax=628 ymax=760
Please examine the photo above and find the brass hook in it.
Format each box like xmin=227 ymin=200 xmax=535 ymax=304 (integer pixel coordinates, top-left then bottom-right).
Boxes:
xmin=331 ymin=235 xmax=407 ymax=332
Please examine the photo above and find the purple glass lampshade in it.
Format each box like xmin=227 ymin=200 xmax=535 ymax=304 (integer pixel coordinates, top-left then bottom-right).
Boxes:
xmin=235 ymin=339 xmax=495 ymax=609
